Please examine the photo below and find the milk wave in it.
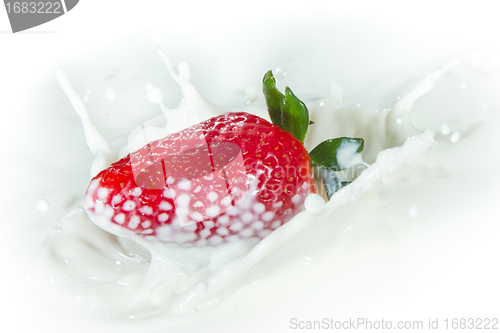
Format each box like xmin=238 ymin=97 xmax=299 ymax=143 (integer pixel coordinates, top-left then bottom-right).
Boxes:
xmin=33 ymin=53 xmax=460 ymax=325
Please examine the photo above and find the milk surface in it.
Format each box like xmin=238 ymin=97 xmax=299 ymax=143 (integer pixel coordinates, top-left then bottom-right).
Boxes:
xmin=31 ymin=54 xmax=499 ymax=331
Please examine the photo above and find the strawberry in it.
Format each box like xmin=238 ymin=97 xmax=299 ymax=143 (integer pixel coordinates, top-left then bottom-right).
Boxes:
xmin=85 ymin=111 xmax=315 ymax=246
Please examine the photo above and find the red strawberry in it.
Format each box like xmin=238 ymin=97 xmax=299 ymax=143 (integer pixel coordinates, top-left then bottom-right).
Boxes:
xmin=85 ymin=111 xmax=314 ymax=246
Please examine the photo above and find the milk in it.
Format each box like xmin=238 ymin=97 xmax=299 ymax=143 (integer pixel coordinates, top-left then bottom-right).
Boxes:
xmin=31 ymin=54 xmax=478 ymax=329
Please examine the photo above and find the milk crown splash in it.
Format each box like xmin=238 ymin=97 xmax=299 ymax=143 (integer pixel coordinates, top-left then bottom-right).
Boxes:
xmin=46 ymin=54 xmax=460 ymax=323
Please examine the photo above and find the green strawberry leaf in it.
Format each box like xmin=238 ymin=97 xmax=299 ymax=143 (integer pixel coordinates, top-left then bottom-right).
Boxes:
xmin=310 ymin=137 xmax=364 ymax=172
xmin=311 ymin=137 xmax=364 ymax=199
xmin=262 ymin=70 xmax=309 ymax=143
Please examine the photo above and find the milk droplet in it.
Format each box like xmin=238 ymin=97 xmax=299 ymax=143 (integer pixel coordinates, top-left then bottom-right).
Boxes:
xmin=409 ymin=205 xmax=419 ymax=219
xmin=37 ymin=199 xmax=50 ymax=212
xmin=461 ymin=83 xmax=467 ymax=89
xmin=274 ymin=68 xmax=286 ymax=81
xmin=441 ymin=125 xmax=450 ymax=135
xmin=197 ymin=281 xmax=209 ymax=291
xmin=305 ymin=194 xmax=325 ymax=214
xmin=396 ymin=118 xmax=403 ymax=124
xmin=153 ymin=36 xmax=161 ymax=44
xmin=147 ymin=87 xmax=164 ymax=104
xmin=450 ymin=132 xmax=460 ymax=143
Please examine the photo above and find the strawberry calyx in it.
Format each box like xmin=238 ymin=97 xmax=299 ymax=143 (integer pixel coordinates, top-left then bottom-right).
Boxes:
xmin=262 ymin=70 xmax=366 ymax=199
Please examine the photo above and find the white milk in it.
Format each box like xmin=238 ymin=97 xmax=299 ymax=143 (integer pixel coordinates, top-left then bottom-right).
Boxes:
xmin=32 ymin=54 xmax=497 ymax=331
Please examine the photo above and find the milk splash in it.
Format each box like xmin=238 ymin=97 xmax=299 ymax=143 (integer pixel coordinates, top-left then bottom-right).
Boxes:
xmin=33 ymin=52 xmax=460 ymax=326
